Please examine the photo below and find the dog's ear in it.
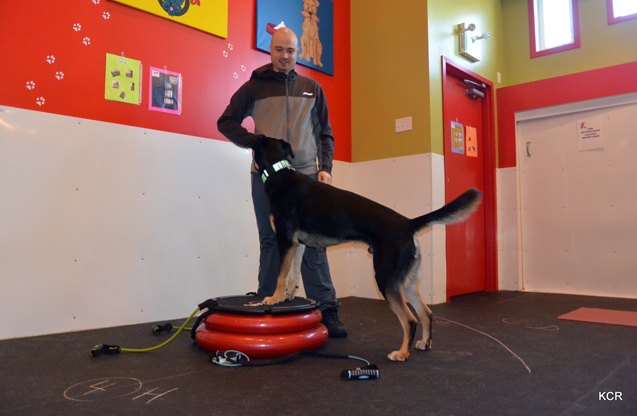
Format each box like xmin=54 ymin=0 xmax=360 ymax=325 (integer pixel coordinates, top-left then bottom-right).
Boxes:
xmin=281 ymin=140 xmax=295 ymax=160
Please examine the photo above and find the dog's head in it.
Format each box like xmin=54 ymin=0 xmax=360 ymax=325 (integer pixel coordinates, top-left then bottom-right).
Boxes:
xmin=252 ymin=136 xmax=295 ymax=172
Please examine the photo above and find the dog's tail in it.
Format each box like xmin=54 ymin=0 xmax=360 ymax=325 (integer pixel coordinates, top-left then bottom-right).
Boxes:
xmin=409 ymin=188 xmax=482 ymax=233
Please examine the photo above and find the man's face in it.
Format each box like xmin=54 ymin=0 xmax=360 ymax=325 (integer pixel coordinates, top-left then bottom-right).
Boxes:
xmin=270 ymin=30 xmax=297 ymax=74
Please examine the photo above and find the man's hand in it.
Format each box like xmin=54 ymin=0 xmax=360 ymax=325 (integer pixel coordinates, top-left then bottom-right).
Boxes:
xmin=318 ymin=171 xmax=332 ymax=185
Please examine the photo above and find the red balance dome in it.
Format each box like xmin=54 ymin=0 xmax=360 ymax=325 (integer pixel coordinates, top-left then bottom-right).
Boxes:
xmin=194 ymin=296 xmax=328 ymax=358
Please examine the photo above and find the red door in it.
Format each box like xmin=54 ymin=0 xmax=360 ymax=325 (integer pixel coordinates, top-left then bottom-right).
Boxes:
xmin=442 ymin=58 xmax=496 ymax=298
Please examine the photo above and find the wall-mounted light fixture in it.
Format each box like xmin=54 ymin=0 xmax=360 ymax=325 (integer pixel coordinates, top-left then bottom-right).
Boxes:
xmin=458 ymin=22 xmax=491 ymax=62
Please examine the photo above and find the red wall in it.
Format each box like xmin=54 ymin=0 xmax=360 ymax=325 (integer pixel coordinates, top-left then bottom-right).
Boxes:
xmin=0 ymin=0 xmax=351 ymax=162
xmin=497 ymin=61 xmax=637 ymax=168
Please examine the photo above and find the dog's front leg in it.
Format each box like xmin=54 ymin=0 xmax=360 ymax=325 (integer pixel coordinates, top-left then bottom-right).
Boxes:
xmin=285 ymin=244 xmax=305 ymax=299
xmin=262 ymin=241 xmax=297 ymax=305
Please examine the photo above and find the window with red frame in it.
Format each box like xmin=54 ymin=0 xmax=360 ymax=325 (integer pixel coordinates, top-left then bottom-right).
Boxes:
xmin=607 ymin=0 xmax=637 ymax=24
xmin=529 ymin=0 xmax=580 ymax=58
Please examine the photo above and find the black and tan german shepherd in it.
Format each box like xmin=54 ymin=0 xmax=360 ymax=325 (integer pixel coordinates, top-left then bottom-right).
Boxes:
xmin=252 ymin=137 xmax=482 ymax=361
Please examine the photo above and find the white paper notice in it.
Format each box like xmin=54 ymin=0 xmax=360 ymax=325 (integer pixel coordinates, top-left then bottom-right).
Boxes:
xmin=577 ymin=117 xmax=605 ymax=151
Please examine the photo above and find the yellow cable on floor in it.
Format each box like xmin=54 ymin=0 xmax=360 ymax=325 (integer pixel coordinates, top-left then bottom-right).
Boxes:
xmin=90 ymin=307 xmax=200 ymax=356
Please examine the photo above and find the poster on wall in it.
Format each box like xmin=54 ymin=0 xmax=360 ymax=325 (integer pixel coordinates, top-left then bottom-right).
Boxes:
xmin=110 ymin=0 xmax=228 ymax=38
xmin=149 ymin=67 xmax=182 ymax=115
xmin=451 ymin=121 xmax=465 ymax=154
xmin=577 ymin=117 xmax=605 ymax=151
xmin=465 ymin=125 xmax=478 ymax=157
xmin=256 ymin=0 xmax=334 ymax=75
xmin=104 ymin=53 xmax=142 ymax=105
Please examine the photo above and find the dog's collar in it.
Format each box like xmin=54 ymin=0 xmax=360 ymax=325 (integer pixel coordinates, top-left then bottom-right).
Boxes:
xmin=261 ymin=160 xmax=295 ymax=183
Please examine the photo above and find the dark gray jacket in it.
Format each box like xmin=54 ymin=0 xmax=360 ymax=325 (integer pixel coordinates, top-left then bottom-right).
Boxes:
xmin=217 ymin=64 xmax=334 ymax=175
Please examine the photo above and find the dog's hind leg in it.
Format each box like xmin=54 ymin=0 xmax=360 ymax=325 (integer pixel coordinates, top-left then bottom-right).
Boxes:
xmin=385 ymin=286 xmax=418 ymax=362
xmin=404 ymin=239 xmax=433 ymax=351
xmin=373 ymin=245 xmax=418 ymax=361
xmin=405 ymin=281 xmax=433 ymax=351
xmin=405 ymin=286 xmax=433 ymax=351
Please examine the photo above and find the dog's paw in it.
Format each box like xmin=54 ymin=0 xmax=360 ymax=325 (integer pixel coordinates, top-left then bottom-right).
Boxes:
xmin=261 ymin=296 xmax=277 ymax=305
xmin=415 ymin=339 xmax=432 ymax=351
xmin=387 ymin=350 xmax=410 ymax=362
xmin=262 ymin=293 xmax=286 ymax=305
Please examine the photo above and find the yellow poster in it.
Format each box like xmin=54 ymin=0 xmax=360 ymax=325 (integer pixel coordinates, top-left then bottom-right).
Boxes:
xmin=111 ymin=0 xmax=228 ymax=38
xmin=105 ymin=53 xmax=142 ymax=105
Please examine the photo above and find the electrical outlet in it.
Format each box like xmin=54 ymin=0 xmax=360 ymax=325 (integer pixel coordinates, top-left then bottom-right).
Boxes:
xmin=395 ymin=116 xmax=412 ymax=133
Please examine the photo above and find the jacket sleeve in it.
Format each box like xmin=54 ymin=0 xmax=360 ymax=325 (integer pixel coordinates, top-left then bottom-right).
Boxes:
xmin=217 ymin=82 xmax=262 ymax=149
xmin=314 ymin=84 xmax=335 ymax=175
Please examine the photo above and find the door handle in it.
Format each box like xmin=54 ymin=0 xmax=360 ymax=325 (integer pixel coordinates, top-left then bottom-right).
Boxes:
xmin=526 ymin=141 xmax=531 ymax=158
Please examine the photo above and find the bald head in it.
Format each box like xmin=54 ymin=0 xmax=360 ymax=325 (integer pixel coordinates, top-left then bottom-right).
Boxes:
xmin=270 ymin=28 xmax=298 ymax=73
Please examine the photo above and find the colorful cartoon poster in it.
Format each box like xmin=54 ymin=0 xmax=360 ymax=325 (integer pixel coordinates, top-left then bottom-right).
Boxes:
xmin=256 ymin=0 xmax=334 ymax=75
xmin=577 ymin=117 xmax=605 ymax=151
xmin=105 ymin=53 xmax=142 ymax=105
xmin=149 ymin=67 xmax=182 ymax=115
xmin=110 ymin=0 xmax=228 ymax=38
xmin=465 ymin=125 xmax=478 ymax=157
xmin=451 ymin=121 xmax=465 ymax=154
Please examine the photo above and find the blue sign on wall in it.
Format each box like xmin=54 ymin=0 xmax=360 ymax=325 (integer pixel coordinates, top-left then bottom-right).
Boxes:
xmin=256 ymin=0 xmax=334 ymax=75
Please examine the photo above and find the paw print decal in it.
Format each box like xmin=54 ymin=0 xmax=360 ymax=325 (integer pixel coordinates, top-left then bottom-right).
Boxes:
xmin=227 ymin=43 xmax=234 ymax=51
xmin=233 ymin=72 xmax=239 ymax=79
xmin=22 ymin=0 xmax=115 ymax=109
xmin=222 ymin=50 xmax=229 ymax=58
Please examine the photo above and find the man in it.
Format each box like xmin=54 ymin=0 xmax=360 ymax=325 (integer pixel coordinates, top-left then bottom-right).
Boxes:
xmin=217 ymin=27 xmax=346 ymax=337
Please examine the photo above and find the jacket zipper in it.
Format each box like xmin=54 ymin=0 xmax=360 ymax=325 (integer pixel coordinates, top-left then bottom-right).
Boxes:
xmin=285 ymin=74 xmax=290 ymax=141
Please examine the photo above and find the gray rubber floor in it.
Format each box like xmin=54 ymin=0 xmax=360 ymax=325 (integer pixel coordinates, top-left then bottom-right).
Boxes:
xmin=1 ymin=291 xmax=635 ymax=415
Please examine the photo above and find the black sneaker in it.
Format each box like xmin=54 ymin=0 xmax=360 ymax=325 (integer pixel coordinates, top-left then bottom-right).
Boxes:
xmin=321 ymin=308 xmax=348 ymax=338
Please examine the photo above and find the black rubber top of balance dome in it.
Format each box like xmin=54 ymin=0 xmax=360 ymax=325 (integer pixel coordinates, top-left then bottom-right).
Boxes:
xmin=202 ymin=295 xmax=320 ymax=315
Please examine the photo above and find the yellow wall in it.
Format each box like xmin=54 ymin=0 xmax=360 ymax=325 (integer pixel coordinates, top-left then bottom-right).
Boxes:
xmin=501 ymin=0 xmax=637 ymax=86
xmin=350 ymin=0 xmax=430 ymax=162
